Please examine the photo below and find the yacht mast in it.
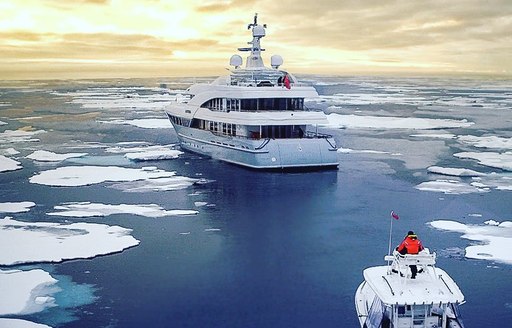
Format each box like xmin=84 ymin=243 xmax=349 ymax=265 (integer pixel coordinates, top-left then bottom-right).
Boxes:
xmin=238 ymin=13 xmax=266 ymax=68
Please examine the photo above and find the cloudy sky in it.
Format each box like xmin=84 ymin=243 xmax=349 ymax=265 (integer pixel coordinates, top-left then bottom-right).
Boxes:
xmin=1 ymin=0 xmax=511 ymax=80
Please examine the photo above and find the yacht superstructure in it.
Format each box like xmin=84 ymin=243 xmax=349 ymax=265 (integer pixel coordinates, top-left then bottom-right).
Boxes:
xmin=165 ymin=14 xmax=338 ymax=170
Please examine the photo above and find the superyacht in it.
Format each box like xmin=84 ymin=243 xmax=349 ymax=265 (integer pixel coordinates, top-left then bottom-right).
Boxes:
xmin=165 ymin=14 xmax=338 ymax=169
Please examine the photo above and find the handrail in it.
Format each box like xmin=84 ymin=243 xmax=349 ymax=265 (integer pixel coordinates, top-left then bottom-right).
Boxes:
xmin=255 ymin=138 xmax=271 ymax=150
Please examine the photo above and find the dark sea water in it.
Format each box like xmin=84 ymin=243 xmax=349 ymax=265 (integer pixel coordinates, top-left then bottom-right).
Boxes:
xmin=1 ymin=76 xmax=511 ymax=327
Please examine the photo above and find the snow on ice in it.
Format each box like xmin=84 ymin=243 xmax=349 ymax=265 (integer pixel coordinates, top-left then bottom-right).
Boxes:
xmin=0 ymin=129 xmax=46 ymax=144
xmin=0 ymin=318 xmax=51 ymax=328
xmin=26 ymin=150 xmax=88 ymax=162
xmin=0 ymin=216 xmax=139 ymax=266
xmin=457 ymin=135 xmax=512 ymax=150
xmin=0 ymin=268 xmax=57 ymax=316
xmin=105 ymin=144 xmax=183 ymax=161
xmin=0 ymin=155 xmax=22 ymax=172
xmin=29 ymin=165 xmax=177 ymax=187
xmin=427 ymin=166 xmax=486 ymax=177
xmin=98 ymin=118 xmax=170 ymax=129
xmin=48 ymin=202 xmax=198 ymax=218
xmin=415 ymin=179 xmax=489 ymax=194
xmin=454 ymin=151 xmax=512 ymax=171
xmin=0 ymin=148 xmax=20 ymax=156
xmin=0 ymin=202 xmax=35 ymax=213
xmin=430 ymin=219 xmax=512 ymax=264
xmin=325 ymin=113 xmax=473 ymax=130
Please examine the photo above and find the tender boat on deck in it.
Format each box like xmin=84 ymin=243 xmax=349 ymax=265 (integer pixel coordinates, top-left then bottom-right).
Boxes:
xmin=355 ymin=249 xmax=465 ymax=328
xmin=164 ymin=14 xmax=338 ymax=170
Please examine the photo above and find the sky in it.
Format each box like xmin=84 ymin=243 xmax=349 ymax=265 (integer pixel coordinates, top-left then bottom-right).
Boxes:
xmin=1 ymin=0 xmax=511 ymax=80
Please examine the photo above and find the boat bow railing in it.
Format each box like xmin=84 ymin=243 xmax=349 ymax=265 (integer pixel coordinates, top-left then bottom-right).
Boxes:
xmin=386 ymin=249 xmax=437 ymax=280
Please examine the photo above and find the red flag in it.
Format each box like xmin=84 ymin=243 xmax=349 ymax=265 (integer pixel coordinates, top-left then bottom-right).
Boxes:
xmin=283 ymin=74 xmax=291 ymax=89
xmin=391 ymin=211 xmax=399 ymax=220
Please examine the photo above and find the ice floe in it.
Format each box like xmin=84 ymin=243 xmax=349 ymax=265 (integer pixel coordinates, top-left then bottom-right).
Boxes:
xmin=415 ymin=179 xmax=489 ymax=194
xmin=0 ymin=147 xmax=20 ymax=155
xmin=0 ymin=120 xmax=6 ymax=125
xmin=0 ymin=217 xmax=139 ymax=265
xmin=337 ymin=147 xmax=401 ymax=156
xmin=319 ymin=93 xmax=426 ymax=106
xmin=430 ymin=219 xmax=512 ymax=264
xmin=53 ymin=87 xmax=176 ymax=111
xmin=470 ymin=175 xmax=512 ymax=191
xmin=106 ymin=143 xmax=182 ymax=160
xmin=109 ymin=175 xmax=199 ymax=192
xmin=27 ymin=150 xmax=88 ymax=162
xmin=457 ymin=135 xmax=512 ymax=150
xmin=0 ymin=129 xmax=46 ymax=144
xmin=0 ymin=155 xmax=22 ymax=172
xmin=48 ymin=202 xmax=197 ymax=218
xmin=410 ymin=133 xmax=456 ymax=140
xmin=325 ymin=113 xmax=473 ymax=130
xmin=454 ymin=151 xmax=512 ymax=171
xmin=427 ymin=166 xmax=486 ymax=177
xmin=98 ymin=118 xmax=170 ymax=129
xmin=29 ymin=165 xmax=177 ymax=187
xmin=0 ymin=318 xmax=51 ymax=328
xmin=0 ymin=269 xmax=57 ymax=316
xmin=0 ymin=202 xmax=35 ymax=213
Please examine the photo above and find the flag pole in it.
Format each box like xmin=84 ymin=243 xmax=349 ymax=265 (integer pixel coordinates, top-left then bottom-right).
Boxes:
xmin=388 ymin=211 xmax=393 ymax=256
xmin=388 ymin=211 xmax=399 ymax=256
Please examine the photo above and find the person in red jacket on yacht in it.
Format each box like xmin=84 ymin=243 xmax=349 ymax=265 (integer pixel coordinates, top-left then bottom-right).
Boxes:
xmin=396 ymin=231 xmax=424 ymax=279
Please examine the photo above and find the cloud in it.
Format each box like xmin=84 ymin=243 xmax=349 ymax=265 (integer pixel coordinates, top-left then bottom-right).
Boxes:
xmin=0 ymin=0 xmax=511 ymax=78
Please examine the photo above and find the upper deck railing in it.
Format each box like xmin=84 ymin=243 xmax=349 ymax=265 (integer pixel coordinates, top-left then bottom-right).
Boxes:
xmin=227 ymin=70 xmax=308 ymax=88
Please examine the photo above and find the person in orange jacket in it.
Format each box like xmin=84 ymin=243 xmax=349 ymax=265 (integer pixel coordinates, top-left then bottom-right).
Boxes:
xmin=396 ymin=230 xmax=424 ymax=278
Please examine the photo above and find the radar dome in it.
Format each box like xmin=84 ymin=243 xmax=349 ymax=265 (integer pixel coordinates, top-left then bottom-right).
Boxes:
xmin=229 ymin=54 xmax=243 ymax=68
xmin=253 ymin=25 xmax=265 ymax=37
xmin=271 ymin=55 xmax=283 ymax=69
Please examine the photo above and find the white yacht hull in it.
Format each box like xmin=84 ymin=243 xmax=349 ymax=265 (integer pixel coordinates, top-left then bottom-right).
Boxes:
xmin=172 ymin=124 xmax=338 ymax=170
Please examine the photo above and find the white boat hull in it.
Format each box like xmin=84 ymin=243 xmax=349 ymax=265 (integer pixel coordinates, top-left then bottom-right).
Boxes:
xmin=172 ymin=124 xmax=338 ymax=169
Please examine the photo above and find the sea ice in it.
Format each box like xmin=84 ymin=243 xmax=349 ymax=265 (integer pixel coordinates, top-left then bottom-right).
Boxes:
xmin=0 ymin=269 xmax=57 ymax=316
xmin=470 ymin=174 xmax=512 ymax=191
xmin=27 ymin=150 xmax=88 ymax=162
xmin=454 ymin=151 xmax=512 ymax=171
xmin=0 ymin=217 xmax=140 ymax=265
xmin=0 ymin=155 xmax=22 ymax=172
xmin=0 ymin=318 xmax=51 ymax=328
xmin=98 ymin=118 xmax=170 ymax=129
xmin=105 ymin=143 xmax=182 ymax=160
xmin=410 ymin=133 xmax=456 ymax=140
xmin=29 ymin=165 xmax=176 ymax=187
xmin=0 ymin=202 xmax=35 ymax=213
xmin=109 ymin=175 xmax=198 ymax=192
xmin=125 ymin=149 xmax=183 ymax=161
xmin=415 ymin=179 xmax=489 ymax=194
xmin=325 ymin=113 xmax=473 ymax=130
xmin=337 ymin=147 xmax=401 ymax=155
xmin=54 ymin=87 xmax=176 ymax=112
xmin=457 ymin=135 xmax=512 ymax=150
xmin=0 ymin=147 xmax=20 ymax=155
xmin=48 ymin=202 xmax=198 ymax=218
xmin=430 ymin=220 xmax=512 ymax=264
xmin=427 ymin=166 xmax=486 ymax=177
xmin=0 ymin=129 xmax=46 ymax=144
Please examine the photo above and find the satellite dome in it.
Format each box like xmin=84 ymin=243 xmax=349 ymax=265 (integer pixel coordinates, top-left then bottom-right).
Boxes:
xmin=271 ymin=55 xmax=283 ymax=69
xmin=229 ymin=54 xmax=243 ymax=68
xmin=252 ymin=25 xmax=265 ymax=37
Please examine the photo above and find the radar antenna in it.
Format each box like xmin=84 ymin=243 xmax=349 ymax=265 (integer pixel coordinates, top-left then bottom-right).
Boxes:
xmin=238 ymin=13 xmax=267 ymax=68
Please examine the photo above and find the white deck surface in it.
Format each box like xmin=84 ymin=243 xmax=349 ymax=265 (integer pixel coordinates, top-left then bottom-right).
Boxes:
xmin=363 ymin=265 xmax=464 ymax=305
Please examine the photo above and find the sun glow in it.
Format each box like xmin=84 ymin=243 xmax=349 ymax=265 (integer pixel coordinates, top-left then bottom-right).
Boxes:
xmin=0 ymin=0 xmax=510 ymax=80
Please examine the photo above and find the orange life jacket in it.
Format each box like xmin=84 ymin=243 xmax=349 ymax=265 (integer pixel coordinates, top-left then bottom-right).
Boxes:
xmin=397 ymin=236 xmax=423 ymax=254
